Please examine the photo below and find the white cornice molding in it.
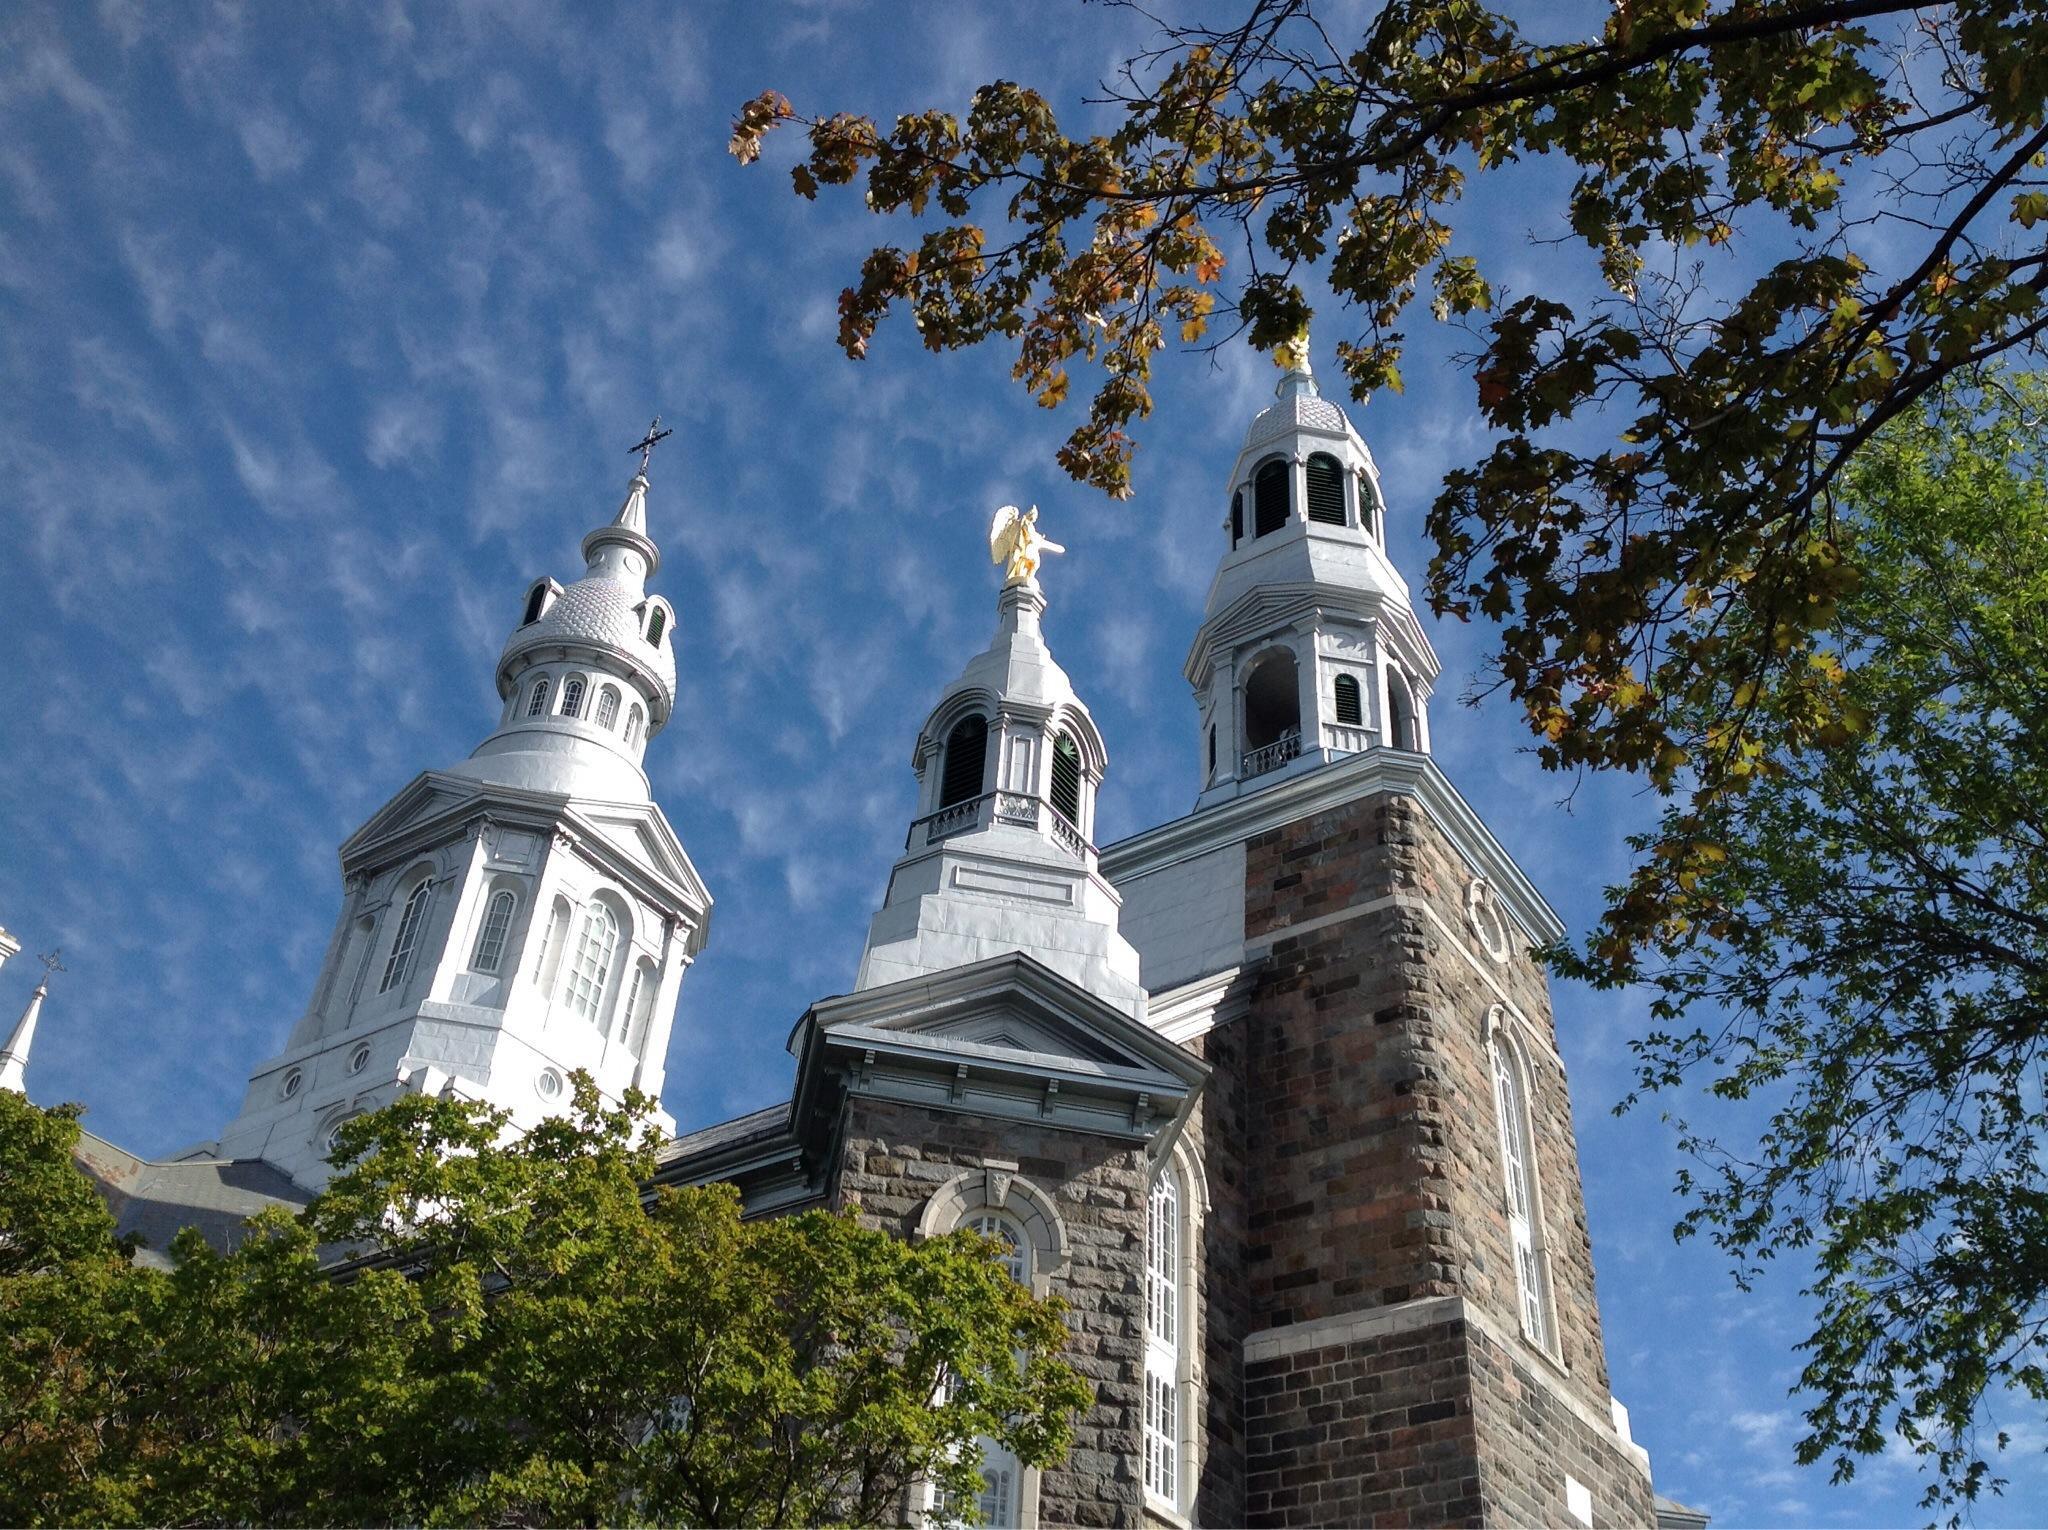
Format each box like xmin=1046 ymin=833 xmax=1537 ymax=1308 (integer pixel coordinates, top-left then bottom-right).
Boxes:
xmin=1101 ymin=751 xmax=1565 ymax=947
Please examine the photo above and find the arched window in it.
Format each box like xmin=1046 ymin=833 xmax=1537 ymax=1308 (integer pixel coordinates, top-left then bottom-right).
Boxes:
xmin=1253 ymin=459 xmax=1289 ymax=536
xmin=526 ymin=678 xmax=551 ymax=718
xmin=595 ymin=685 xmax=621 ymax=730
xmin=969 ymin=1211 xmax=1030 ymax=1524
xmin=560 ymin=676 xmax=585 ymax=719
xmin=624 ymin=705 xmax=644 ymax=746
xmin=1360 ymin=470 xmax=1386 ymax=541
xmin=564 ymin=901 xmax=618 ymax=1022
xmin=379 ymin=879 xmax=432 ymax=995
xmin=1387 ymin=668 xmax=1417 ymax=750
xmin=1145 ymin=1167 xmax=1181 ymax=1508
xmin=646 ymin=606 xmax=667 ymax=646
xmin=471 ymin=889 xmax=516 ymax=973
xmin=1242 ymin=649 xmax=1301 ymax=774
xmin=534 ymin=896 xmax=571 ymax=989
xmin=1334 ymin=672 xmax=1363 ymax=726
xmin=1306 ymin=452 xmax=1346 ymax=524
xmin=521 ymin=584 xmax=548 ymax=625
xmin=1229 ymin=491 xmax=1244 ymax=545
xmin=939 ymin=715 xmax=988 ymax=808
xmin=618 ymin=957 xmax=658 ymax=1048
xmin=1491 ymin=1027 xmax=1552 ymax=1350
xmin=1050 ymin=732 xmax=1082 ymax=826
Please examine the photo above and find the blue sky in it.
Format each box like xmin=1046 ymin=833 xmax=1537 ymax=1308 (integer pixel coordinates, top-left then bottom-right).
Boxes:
xmin=1 ymin=2 xmax=2040 ymax=1524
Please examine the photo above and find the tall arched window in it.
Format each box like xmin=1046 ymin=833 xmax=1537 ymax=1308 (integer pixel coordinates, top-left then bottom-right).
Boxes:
xmin=380 ymin=880 xmax=432 ymax=995
xmin=534 ymin=896 xmax=570 ymax=989
xmin=564 ymin=901 xmax=618 ymax=1022
xmin=1229 ymin=491 xmax=1244 ymax=545
xmin=560 ymin=677 xmax=585 ymax=719
xmin=1144 ymin=1167 xmax=1181 ymax=1506
xmin=595 ymin=685 xmax=621 ymax=730
xmin=1050 ymin=733 xmax=1082 ymax=826
xmin=969 ymin=1211 xmax=1029 ymax=1524
xmin=1305 ymin=452 xmax=1346 ymax=524
xmin=470 ymin=889 xmax=516 ymax=973
xmin=646 ymin=606 xmax=667 ymax=646
xmin=939 ymin=715 xmax=988 ymax=808
xmin=1253 ymin=459 xmax=1289 ymax=536
xmin=1491 ymin=1027 xmax=1552 ymax=1351
xmin=1334 ymin=673 xmax=1363 ymax=726
xmin=618 ymin=957 xmax=657 ymax=1048
xmin=624 ymin=705 xmax=644 ymax=746
xmin=526 ymin=678 xmax=551 ymax=718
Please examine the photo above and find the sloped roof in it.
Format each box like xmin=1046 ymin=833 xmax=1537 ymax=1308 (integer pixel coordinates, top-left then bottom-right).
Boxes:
xmin=73 ymin=1130 xmax=310 ymax=1267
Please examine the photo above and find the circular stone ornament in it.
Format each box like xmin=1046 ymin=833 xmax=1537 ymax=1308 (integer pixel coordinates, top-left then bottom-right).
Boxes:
xmin=1465 ymin=877 xmax=1514 ymax=964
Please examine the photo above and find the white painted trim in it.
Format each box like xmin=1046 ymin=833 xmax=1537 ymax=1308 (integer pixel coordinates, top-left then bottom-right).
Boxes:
xmin=1145 ymin=966 xmax=1253 ymax=1045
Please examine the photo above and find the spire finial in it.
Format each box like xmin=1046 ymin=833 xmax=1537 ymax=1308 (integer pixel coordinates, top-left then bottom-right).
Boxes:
xmin=0 ymin=950 xmax=58 ymax=1095
xmin=989 ymin=504 xmax=1066 ymax=588
xmin=629 ymin=415 xmax=673 ymax=476
xmin=1274 ymin=332 xmax=1318 ymax=399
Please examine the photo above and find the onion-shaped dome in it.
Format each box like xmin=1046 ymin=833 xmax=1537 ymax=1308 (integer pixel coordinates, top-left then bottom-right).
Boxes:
xmin=496 ymin=573 xmax=677 ymax=718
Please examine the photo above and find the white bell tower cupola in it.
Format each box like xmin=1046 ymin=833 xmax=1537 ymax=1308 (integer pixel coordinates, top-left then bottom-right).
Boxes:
xmin=1187 ymin=343 xmax=1441 ymax=810
xmin=212 ymin=428 xmax=712 ymax=1189
xmin=856 ymin=550 xmax=1145 ymax=1018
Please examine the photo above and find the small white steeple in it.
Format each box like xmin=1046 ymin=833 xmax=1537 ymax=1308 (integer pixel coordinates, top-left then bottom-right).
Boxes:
xmin=855 ymin=522 xmax=1144 ymax=1016
xmin=0 ymin=950 xmax=59 ymax=1096
xmin=1187 ymin=336 xmax=1440 ymax=808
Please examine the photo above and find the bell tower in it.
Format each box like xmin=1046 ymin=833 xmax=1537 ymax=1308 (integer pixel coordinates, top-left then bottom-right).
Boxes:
xmin=1104 ymin=349 xmax=1658 ymax=1527
xmin=1189 ymin=351 xmax=1437 ymax=808
xmin=211 ymin=443 xmax=712 ymax=1188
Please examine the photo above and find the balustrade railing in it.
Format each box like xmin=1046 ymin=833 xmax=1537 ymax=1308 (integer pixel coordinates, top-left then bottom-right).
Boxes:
xmin=907 ymin=790 xmax=1097 ymax=857
xmin=1240 ymin=729 xmax=1303 ymax=778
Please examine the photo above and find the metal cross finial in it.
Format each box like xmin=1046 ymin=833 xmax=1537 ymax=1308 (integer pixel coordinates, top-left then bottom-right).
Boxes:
xmin=629 ymin=416 xmax=673 ymax=474
xmin=36 ymin=949 xmax=63 ymax=983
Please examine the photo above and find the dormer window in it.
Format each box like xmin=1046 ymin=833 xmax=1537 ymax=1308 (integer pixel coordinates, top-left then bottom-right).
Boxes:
xmin=646 ymin=606 xmax=667 ymax=646
xmin=1306 ymin=453 xmax=1346 ymax=525
xmin=938 ymin=715 xmax=988 ymax=808
xmin=1253 ymin=459 xmax=1289 ymax=537
xmin=521 ymin=584 xmax=549 ymax=625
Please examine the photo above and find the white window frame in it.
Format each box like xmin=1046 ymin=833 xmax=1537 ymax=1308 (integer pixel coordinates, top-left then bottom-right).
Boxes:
xmin=379 ymin=879 xmax=433 ymax=995
xmin=564 ymin=899 xmax=619 ymax=1022
xmin=1145 ymin=1150 xmax=1205 ymax=1517
xmin=471 ymin=889 xmax=517 ymax=973
xmin=1488 ymin=1010 xmax=1558 ymax=1356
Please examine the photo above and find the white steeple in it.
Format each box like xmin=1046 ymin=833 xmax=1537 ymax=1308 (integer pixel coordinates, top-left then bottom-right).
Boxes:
xmin=0 ymin=949 xmax=54 ymax=1096
xmin=212 ymin=429 xmax=711 ymax=1188
xmin=1187 ymin=338 xmax=1440 ymax=808
xmin=856 ymin=548 xmax=1145 ymax=1018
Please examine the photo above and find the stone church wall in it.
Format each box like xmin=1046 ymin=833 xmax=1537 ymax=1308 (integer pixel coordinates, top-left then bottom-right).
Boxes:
xmin=831 ymin=1095 xmax=1153 ymax=1529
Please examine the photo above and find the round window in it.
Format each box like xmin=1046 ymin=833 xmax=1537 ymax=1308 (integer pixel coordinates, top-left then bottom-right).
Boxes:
xmin=536 ymin=1068 xmax=565 ymax=1102
xmin=348 ymin=1044 xmax=372 ymax=1075
xmin=280 ymin=1067 xmax=303 ymax=1100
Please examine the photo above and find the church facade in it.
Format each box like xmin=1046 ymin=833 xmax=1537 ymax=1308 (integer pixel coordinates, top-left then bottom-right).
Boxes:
xmin=35 ymin=362 xmax=1671 ymax=1527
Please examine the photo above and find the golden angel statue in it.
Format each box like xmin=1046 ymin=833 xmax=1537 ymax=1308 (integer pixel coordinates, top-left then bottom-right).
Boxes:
xmin=989 ymin=504 xmax=1066 ymax=586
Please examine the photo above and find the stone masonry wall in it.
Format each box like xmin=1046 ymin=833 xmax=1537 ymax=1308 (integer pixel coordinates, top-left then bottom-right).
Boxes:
xmin=1180 ymin=1023 xmax=1251 ymax=1526
xmin=832 ymin=1095 xmax=1151 ymax=1529
xmin=1235 ymin=788 xmax=1647 ymax=1523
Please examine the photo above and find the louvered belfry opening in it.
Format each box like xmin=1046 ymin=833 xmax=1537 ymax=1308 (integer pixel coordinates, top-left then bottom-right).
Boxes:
xmin=939 ymin=715 xmax=988 ymax=807
xmin=1306 ymin=453 xmax=1346 ymax=525
xmin=1050 ymin=733 xmax=1082 ymax=826
xmin=1253 ymin=460 xmax=1289 ymax=536
xmin=1334 ymin=672 xmax=1363 ymax=725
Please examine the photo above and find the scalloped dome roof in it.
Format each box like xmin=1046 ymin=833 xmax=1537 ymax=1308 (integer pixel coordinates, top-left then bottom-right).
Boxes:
xmin=1243 ymin=389 xmax=1350 ymax=450
xmin=498 ymin=574 xmax=677 ymax=698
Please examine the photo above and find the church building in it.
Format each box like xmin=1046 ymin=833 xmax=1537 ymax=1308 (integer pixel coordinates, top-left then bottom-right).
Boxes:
xmin=11 ymin=360 xmax=1685 ymax=1528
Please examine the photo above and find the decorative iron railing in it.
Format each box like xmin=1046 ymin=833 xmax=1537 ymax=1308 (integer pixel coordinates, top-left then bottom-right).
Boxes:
xmin=1240 ymin=729 xmax=1302 ymax=778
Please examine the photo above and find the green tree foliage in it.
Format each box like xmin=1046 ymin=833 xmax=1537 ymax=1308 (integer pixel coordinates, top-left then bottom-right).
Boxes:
xmin=0 ymin=1083 xmax=1089 ymax=1527
xmin=1551 ymin=375 xmax=2048 ymax=1517
xmin=731 ymin=0 xmax=2048 ymax=825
